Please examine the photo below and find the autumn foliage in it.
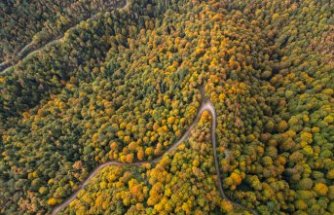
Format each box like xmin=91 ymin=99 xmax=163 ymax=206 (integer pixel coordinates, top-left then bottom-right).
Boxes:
xmin=0 ymin=0 xmax=333 ymax=214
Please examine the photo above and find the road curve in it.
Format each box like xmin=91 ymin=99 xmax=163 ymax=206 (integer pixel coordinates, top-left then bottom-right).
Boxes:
xmin=2 ymin=0 xmax=258 ymax=213
xmin=52 ymin=88 xmax=257 ymax=215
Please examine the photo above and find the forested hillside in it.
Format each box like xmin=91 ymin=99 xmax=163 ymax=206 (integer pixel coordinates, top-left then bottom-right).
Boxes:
xmin=0 ymin=0 xmax=333 ymax=214
xmin=59 ymin=111 xmax=240 ymax=214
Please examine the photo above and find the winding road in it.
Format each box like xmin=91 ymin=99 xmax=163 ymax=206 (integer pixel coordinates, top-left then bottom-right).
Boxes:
xmin=1 ymin=1 xmax=257 ymax=213
xmin=51 ymin=88 xmax=257 ymax=215
xmin=0 ymin=0 xmax=128 ymax=75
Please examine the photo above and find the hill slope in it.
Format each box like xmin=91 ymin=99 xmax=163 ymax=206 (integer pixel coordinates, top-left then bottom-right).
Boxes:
xmin=0 ymin=0 xmax=333 ymax=214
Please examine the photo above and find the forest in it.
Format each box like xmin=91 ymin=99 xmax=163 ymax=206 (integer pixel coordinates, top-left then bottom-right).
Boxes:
xmin=0 ymin=0 xmax=333 ymax=214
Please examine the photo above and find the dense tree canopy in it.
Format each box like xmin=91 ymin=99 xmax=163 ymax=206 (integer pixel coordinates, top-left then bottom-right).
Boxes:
xmin=0 ymin=0 xmax=333 ymax=214
xmin=61 ymin=111 xmax=243 ymax=214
